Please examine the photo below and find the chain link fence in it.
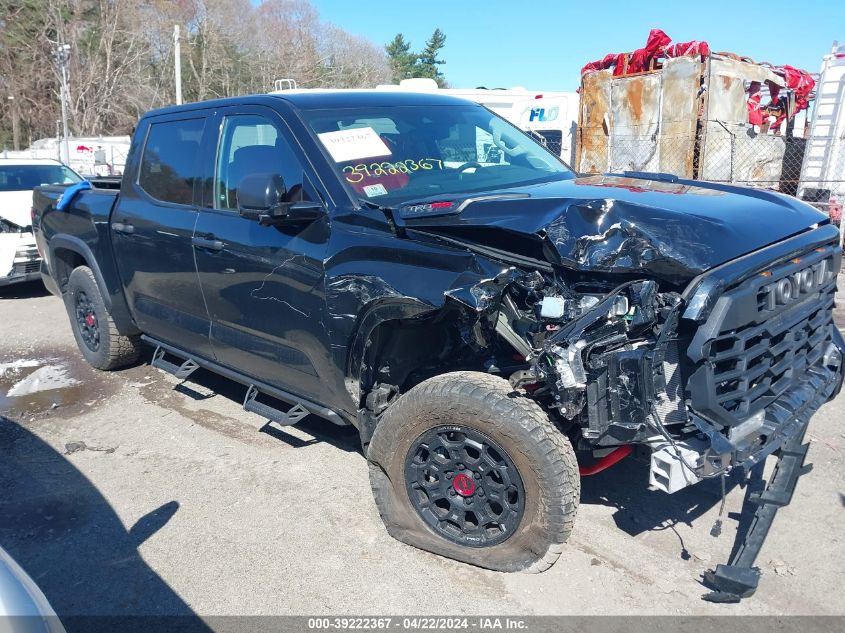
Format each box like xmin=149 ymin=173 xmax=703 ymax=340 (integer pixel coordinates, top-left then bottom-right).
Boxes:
xmin=573 ymin=131 xmax=845 ymax=227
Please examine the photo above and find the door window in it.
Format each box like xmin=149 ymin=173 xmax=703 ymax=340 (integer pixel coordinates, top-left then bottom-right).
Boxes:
xmin=214 ymin=114 xmax=305 ymax=210
xmin=138 ymin=118 xmax=205 ymax=205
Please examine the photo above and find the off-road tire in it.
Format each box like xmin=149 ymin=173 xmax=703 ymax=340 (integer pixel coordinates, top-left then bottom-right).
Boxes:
xmin=367 ymin=371 xmax=579 ymax=572
xmin=65 ymin=266 xmax=141 ymax=370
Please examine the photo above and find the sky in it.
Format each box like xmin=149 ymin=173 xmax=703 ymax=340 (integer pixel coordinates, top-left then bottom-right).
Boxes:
xmin=307 ymin=0 xmax=844 ymax=91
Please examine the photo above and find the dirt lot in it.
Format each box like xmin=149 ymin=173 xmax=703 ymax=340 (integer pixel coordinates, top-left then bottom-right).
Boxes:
xmin=1 ymin=278 xmax=844 ymax=617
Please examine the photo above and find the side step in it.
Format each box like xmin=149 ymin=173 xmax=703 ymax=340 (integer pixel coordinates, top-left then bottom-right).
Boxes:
xmin=151 ymin=346 xmax=200 ymax=380
xmin=243 ymin=385 xmax=310 ymax=426
xmin=141 ymin=335 xmax=347 ymax=427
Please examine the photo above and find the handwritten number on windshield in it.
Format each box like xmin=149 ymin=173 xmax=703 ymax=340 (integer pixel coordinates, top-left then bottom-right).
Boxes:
xmin=342 ymin=158 xmax=443 ymax=183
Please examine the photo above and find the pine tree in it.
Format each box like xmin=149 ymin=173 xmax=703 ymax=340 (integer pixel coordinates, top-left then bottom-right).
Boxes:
xmin=385 ymin=34 xmax=418 ymax=83
xmin=416 ymin=28 xmax=447 ymax=87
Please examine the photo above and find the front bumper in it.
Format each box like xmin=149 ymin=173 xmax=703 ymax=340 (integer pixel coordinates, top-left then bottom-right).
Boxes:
xmin=0 ymin=233 xmax=41 ymax=287
xmin=679 ymin=234 xmax=842 ymax=478
xmin=686 ymin=232 xmax=844 ymax=601
xmin=701 ymin=330 xmax=843 ymax=602
xmin=0 ymin=269 xmax=40 ymax=287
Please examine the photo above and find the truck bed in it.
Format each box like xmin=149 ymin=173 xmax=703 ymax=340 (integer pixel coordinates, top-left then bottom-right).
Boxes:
xmin=31 ymin=181 xmax=135 ymax=331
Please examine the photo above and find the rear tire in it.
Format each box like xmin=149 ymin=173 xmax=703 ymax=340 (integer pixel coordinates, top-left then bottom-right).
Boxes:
xmin=367 ymin=371 xmax=579 ymax=573
xmin=65 ymin=266 xmax=140 ymax=370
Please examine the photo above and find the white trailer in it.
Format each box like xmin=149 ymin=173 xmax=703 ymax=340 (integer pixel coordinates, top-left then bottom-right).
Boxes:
xmin=375 ymin=79 xmax=579 ymax=165
xmin=2 ymin=136 xmax=131 ymax=177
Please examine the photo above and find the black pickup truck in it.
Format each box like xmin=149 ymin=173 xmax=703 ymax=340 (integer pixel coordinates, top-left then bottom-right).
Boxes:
xmin=33 ymin=92 xmax=843 ymax=601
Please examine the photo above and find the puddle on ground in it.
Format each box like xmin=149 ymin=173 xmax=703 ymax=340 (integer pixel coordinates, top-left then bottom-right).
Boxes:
xmin=0 ymin=348 xmax=355 ymax=449
xmin=0 ymin=350 xmax=116 ymax=420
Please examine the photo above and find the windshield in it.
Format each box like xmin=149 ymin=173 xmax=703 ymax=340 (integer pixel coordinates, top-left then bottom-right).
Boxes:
xmin=0 ymin=164 xmax=82 ymax=192
xmin=304 ymin=104 xmax=575 ymax=206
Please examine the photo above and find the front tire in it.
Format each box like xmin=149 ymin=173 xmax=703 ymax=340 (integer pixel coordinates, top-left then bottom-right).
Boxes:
xmin=64 ymin=266 xmax=140 ymax=370
xmin=367 ymin=371 xmax=579 ymax=572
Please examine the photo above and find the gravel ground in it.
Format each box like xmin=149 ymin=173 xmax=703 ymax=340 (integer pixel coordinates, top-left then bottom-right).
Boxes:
xmin=0 ymin=277 xmax=844 ymax=618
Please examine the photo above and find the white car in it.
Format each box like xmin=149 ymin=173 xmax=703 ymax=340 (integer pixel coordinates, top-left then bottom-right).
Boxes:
xmin=0 ymin=159 xmax=82 ymax=288
xmin=0 ymin=545 xmax=66 ymax=633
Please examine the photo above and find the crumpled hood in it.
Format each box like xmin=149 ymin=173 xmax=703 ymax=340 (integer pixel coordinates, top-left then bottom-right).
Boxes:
xmin=398 ymin=175 xmax=829 ymax=283
xmin=0 ymin=190 xmax=35 ymax=228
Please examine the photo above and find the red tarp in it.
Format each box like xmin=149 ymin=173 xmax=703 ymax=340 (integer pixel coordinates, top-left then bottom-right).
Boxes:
xmin=580 ymin=29 xmax=708 ymax=76
xmin=768 ymin=65 xmax=815 ymax=128
xmin=665 ymin=40 xmax=710 ymax=58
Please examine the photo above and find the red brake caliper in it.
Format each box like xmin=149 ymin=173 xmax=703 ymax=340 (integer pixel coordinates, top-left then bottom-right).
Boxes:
xmin=85 ymin=313 xmax=95 ymax=327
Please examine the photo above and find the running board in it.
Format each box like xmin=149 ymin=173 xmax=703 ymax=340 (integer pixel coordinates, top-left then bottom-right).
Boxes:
xmin=243 ymin=385 xmax=310 ymax=426
xmin=140 ymin=335 xmax=348 ymax=427
xmin=151 ymin=346 xmax=200 ymax=380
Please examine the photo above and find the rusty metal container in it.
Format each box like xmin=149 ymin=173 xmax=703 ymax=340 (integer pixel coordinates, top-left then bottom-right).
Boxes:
xmin=577 ymin=54 xmax=788 ymax=185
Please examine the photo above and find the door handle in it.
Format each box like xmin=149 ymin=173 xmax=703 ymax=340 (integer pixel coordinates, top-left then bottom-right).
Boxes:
xmin=192 ymin=236 xmax=225 ymax=251
xmin=112 ymin=222 xmax=135 ymax=234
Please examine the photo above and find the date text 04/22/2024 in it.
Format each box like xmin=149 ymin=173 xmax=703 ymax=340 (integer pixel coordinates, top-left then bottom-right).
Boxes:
xmin=306 ymin=617 xmax=528 ymax=630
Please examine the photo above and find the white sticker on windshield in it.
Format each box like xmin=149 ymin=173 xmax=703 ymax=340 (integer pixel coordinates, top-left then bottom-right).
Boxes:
xmin=363 ymin=183 xmax=388 ymax=197
xmin=317 ymin=127 xmax=391 ymax=163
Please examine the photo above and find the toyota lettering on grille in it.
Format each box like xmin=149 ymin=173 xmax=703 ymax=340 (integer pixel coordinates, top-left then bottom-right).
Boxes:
xmin=760 ymin=258 xmax=833 ymax=310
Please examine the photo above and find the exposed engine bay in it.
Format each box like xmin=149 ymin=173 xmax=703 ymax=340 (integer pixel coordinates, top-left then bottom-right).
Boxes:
xmin=485 ymin=269 xmax=700 ymax=492
xmin=463 ymin=237 xmax=844 ymax=497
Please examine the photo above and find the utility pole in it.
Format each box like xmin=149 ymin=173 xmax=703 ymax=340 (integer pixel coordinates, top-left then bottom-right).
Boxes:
xmin=7 ymin=95 xmax=19 ymax=151
xmin=174 ymin=25 xmax=183 ymax=105
xmin=54 ymin=42 xmax=71 ymax=165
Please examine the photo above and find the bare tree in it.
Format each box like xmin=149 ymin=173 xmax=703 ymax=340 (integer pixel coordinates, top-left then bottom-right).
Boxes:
xmin=317 ymin=25 xmax=393 ymax=89
xmin=0 ymin=0 xmax=392 ymax=147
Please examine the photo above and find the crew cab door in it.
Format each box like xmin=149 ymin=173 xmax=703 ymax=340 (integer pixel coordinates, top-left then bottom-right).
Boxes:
xmin=113 ymin=113 xmax=216 ymax=359
xmin=193 ymin=105 xmax=332 ymax=402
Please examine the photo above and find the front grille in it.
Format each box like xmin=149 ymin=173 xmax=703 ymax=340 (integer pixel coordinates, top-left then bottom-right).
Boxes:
xmin=10 ymin=243 xmax=40 ymax=277
xmin=12 ymin=260 xmax=40 ymax=275
xmin=687 ymin=244 xmax=839 ymax=427
xmin=709 ymin=288 xmax=834 ymax=417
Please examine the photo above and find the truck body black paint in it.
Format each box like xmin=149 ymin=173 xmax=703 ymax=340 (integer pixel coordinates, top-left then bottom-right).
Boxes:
xmin=32 ymin=92 xmax=844 ymax=600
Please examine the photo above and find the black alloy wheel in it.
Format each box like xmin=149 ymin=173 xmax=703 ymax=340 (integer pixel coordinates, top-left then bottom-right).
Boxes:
xmin=368 ymin=371 xmax=580 ymax=572
xmin=74 ymin=290 xmax=100 ymax=352
xmin=404 ymin=425 xmax=525 ymax=547
xmin=64 ymin=266 xmax=141 ymax=370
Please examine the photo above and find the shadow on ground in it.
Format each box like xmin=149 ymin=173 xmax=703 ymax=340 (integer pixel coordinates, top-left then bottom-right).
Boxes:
xmin=138 ymin=343 xmax=361 ymax=455
xmin=579 ymin=454 xmax=765 ymax=562
xmin=0 ymin=341 xmax=358 ymax=631
xmin=0 ymin=416 xmax=212 ymax=631
xmin=0 ymin=280 xmax=50 ymax=300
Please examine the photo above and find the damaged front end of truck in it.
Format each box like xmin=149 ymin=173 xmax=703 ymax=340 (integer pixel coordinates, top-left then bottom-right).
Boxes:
xmin=377 ymin=183 xmax=844 ymax=601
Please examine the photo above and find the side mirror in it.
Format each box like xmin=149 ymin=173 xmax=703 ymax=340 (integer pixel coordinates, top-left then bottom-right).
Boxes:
xmin=237 ymin=173 xmax=324 ymax=226
xmin=237 ymin=173 xmax=285 ymax=219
